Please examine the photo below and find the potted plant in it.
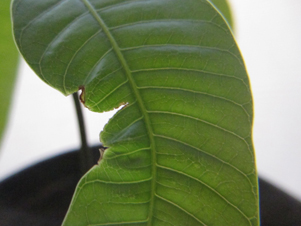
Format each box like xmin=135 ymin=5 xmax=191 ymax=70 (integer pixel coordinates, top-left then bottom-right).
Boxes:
xmin=0 ymin=0 xmax=300 ymax=225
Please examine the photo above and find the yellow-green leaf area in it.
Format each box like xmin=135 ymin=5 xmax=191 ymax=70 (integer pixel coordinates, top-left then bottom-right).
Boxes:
xmin=12 ymin=0 xmax=259 ymax=225
xmin=0 ymin=0 xmax=19 ymax=143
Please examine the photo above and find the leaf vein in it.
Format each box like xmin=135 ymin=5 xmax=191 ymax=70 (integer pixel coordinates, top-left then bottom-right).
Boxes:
xmin=109 ymin=19 xmax=227 ymax=34
xmin=81 ymin=1 xmax=158 ymax=225
xmin=90 ymin=79 xmax=129 ymax=108
xmin=97 ymin=0 xmax=142 ymax=13
xmin=81 ymin=177 xmax=152 ymax=185
xmin=83 ymin=47 xmax=114 ymax=85
xmin=132 ymin=67 xmax=247 ymax=85
xmin=156 ymin=165 xmax=251 ymax=225
xmin=38 ymin=10 xmax=90 ymax=91
xmin=154 ymin=134 xmax=254 ymax=187
xmin=121 ymin=44 xmax=242 ymax=65
xmin=155 ymin=194 xmax=206 ymax=226
xmin=18 ymin=0 xmax=65 ymax=52
xmin=63 ymin=30 xmax=102 ymax=91
xmin=149 ymin=110 xmax=250 ymax=147
xmin=138 ymin=85 xmax=250 ymax=118
xmin=105 ymin=147 xmax=151 ymax=160
xmin=87 ymin=219 xmax=148 ymax=226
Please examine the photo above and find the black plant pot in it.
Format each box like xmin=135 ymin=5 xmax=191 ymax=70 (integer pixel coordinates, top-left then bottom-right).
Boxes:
xmin=0 ymin=145 xmax=300 ymax=226
xmin=0 ymin=146 xmax=99 ymax=226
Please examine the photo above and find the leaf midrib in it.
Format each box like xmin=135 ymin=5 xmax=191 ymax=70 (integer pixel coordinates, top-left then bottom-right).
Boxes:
xmin=81 ymin=0 xmax=157 ymax=225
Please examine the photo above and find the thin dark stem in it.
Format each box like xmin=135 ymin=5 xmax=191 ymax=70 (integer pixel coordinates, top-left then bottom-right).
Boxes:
xmin=72 ymin=92 xmax=93 ymax=174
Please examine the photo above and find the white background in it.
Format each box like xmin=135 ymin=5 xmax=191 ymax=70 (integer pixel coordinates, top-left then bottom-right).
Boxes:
xmin=1 ymin=1 xmax=301 ymax=200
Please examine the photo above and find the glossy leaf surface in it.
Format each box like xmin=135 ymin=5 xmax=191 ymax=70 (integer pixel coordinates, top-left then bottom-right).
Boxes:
xmin=0 ymin=0 xmax=19 ymax=143
xmin=12 ymin=0 xmax=259 ymax=225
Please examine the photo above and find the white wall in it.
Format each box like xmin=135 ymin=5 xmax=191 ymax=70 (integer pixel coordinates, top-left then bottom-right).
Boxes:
xmin=229 ymin=0 xmax=301 ymax=199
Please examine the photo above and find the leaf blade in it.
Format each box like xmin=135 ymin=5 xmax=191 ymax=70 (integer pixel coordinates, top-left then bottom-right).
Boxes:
xmin=0 ymin=0 xmax=19 ymax=143
xmin=12 ymin=0 xmax=259 ymax=225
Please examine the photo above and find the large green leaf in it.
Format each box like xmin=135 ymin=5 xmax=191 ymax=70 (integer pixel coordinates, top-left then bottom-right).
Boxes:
xmin=12 ymin=0 xmax=259 ymax=225
xmin=0 ymin=0 xmax=19 ymax=143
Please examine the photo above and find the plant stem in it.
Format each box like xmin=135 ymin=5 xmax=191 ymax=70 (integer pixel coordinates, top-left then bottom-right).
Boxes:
xmin=72 ymin=92 xmax=93 ymax=175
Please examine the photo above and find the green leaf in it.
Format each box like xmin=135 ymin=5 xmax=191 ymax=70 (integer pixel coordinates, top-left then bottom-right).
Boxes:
xmin=12 ymin=0 xmax=259 ymax=225
xmin=209 ymin=0 xmax=234 ymax=31
xmin=0 ymin=0 xmax=19 ymax=143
